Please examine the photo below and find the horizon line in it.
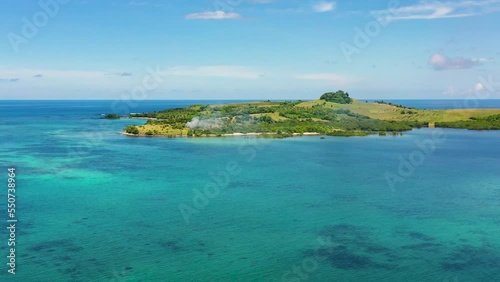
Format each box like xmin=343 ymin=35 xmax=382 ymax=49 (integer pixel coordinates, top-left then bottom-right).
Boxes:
xmin=2 ymin=98 xmax=500 ymax=101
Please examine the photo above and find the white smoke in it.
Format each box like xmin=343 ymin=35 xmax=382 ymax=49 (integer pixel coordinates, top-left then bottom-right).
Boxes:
xmin=186 ymin=117 xmax=222 ymax=129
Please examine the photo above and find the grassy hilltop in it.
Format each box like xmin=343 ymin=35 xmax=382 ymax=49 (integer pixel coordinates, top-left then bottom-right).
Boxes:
xmin=122 ymin=91 xmax=500 ymax=137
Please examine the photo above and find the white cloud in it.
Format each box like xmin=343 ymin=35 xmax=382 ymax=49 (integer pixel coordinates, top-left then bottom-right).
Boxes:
xmin=442 ymin=82 xmax=489 ymax=97
xmin=296 ymin=73 xmax=352 ymax=83
xmin=474 ymin=82 xmax=485 ymax=92
xmin=185 ymin=11 xmax=242 ymax=20
xmin=429 ymin=53 xmax=485 ymax=70
xmin=162 ymin=66 xmax=261 ymax=79
xmin=313 ymin=2 xmax=336 ymax=13
xmin=374 ymin=0 xmax=500 ymax=21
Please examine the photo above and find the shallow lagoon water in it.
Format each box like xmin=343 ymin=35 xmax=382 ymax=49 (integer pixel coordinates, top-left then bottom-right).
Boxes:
xmin=0 ymin=101 xmax=499 ymax=281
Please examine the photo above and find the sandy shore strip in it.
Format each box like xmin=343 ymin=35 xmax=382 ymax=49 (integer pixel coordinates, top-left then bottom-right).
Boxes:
xmin=224 ymin=132 xmax=320 ymax=136
xmin=119 ymin=132 xmax=321 ymax=137
xmin=222 ymin=132 xmax=261 ymax=136
xmin=295 ymin=132 xmax=321 ymax=136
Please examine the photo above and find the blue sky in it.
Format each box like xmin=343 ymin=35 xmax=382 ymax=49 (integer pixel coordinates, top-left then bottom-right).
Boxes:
xmin=1 ymin=0 xmax=499 ymax=100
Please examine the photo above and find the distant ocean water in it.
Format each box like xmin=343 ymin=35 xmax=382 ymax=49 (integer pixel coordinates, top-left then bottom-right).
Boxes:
xmin=370 ymin=99 xmax=500 ymax=110
xmin=0 ymin=100 xmax=500 ymax=281
xmin=2 ymin=99 xmax=500 ymax=117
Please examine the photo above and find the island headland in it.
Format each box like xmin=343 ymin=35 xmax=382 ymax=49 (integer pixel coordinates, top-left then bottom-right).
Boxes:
xmin=114 ymin=91 xmax=500 ymax=138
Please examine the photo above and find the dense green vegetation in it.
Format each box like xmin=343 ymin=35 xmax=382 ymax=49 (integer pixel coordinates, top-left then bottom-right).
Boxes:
xmin=103 ymin=113 xmax=120 ymax=119
xmin=125 ymin=125 xmax=139 ymax=134
xmin=137 ymin=101 xmax=423 ymax=136
xmin=373 ymin=101 xmax=417 ymax=110
xmin=436 ymin=114 xmax=500 ymax=130
xmin=320 ymin=91 xmax=353 ymax=104
xmin=123 ymin=92 xmax=500 ymax=138
xmin=327 ymin=131 xmax=370 ymax=137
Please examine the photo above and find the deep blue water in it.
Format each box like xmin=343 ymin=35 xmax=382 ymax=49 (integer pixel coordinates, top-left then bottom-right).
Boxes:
xmin=2 ymin=99 xmax=500 ymax=117
xmin=0 ymin=100 xmax=499 ymax=281
xmin=0 ymin=100 xmax=249 ymax=117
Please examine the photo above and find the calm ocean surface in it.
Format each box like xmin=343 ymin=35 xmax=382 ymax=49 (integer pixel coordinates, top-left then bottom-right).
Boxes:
xmin=372 ymin=99 xmax=500 ymax=109
xmin=0 ymin=100 xmax=500 ymax=281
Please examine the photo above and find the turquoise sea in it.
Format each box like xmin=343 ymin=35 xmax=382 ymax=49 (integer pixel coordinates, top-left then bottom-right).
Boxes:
xmin=1 ymin=100 xmax=500 ymax=282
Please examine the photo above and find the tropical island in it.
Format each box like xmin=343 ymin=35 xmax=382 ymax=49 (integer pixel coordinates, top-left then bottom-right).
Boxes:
xmin=118 ymin=91 xmax=500 ymax=138
xmin=102 ymin=113 xmax=120 ymax=119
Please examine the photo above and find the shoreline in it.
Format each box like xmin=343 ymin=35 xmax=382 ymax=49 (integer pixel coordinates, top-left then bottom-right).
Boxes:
xmin=121 ymin=117 xmax=162 ymax=120
xmin=119 ymin=132 xmax=322 ymax=138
